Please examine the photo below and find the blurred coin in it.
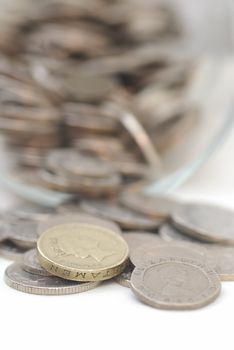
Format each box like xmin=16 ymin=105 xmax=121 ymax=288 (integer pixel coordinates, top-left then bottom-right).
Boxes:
xmin=115 ymin=263 xmax=134 ymax=288
xmin=123 ymin=231 xmax=163 ymax=253
xmin=203 ymin=245 xmax=234 ymax=282
xmin=120 ymin=192 xmax=178 ymax=219
xmin=159 ymin=223 xmax=198 ymax=243
xmin=9 ymin=204 xmax=54 ymax=221
xmin=37 ymin=213 xmax=122 ymax=236
xmin=39 ymin=169 xmax=121 ymax=196
xmin=130 ymin=241 xmax=206 ymax=267
xmin=37 ymin=223 xmax=129 ymax=281
xmin=80 ymin=199 xmax=161 ymax=230
xmin=4 ymin=219 xmax=38 ymax=248
xmin=0 ymin=240 xmax=28 ymax=261
xmin=130 ymin=257 xmax=221 ymax=310
xmin=4 ymin=263 xmax=99 ymax=295
xmin=62 ymin=72 xmax=118 ymax=102
xmin=23 ymin=249 xmax=51 ymax=276
xmin=172 ymin=203 xmax=234 ymax=244
xmin=63 ymin=103 xmax=119 ymax=134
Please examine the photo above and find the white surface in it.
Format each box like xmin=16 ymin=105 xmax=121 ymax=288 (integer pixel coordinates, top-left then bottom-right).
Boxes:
xmin=1 ymin=128 xmax=234 ymax=350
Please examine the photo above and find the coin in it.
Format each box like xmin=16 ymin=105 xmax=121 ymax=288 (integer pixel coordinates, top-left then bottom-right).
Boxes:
xmin=39 ymin=169 xmax=121 ymax=196
xmin=37 ymin=213 xmax=122 ymax=236
xmin=37 ymin=223 xmax=129 ymax=281
xmin=123 ymin=231 xmax=163 ymax=253
xmin=4 ymin=219 xmax=39 ymax=249
xmin=23 ymin=249 xmax=51 ymax=276
xmin=4 ymin=263 xmax=99 ymax=295
xmin=172 ymin=203 xmax=234 ymax=244
xmin=159 ymin=223 xmax=198 ymax=242
xmin=130 ymin=257 xmax=221 ymax=310
xmin=0 ymin=240 xmax=28 ymax=262
xmin=203 ymin=245 xmax=234 ymax=282
xmin=130 ymin=241 xmax=206 ymax=267
xmin=80 ymin=200 xmax=161 ymax=230
xmin=120 ymin=192 xmax=178 ymax=219
xmin=115 ymin=263 xmax=134 ymax=288
xmin=9 ymin=204 xmax=54 ymax=221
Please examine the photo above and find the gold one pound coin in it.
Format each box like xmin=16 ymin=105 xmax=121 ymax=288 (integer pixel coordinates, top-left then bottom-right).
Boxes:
xmin=37 ymin=223 xmax=129 ymax=282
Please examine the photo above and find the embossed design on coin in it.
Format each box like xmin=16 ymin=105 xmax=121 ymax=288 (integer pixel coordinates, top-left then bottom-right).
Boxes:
xmin=130 ymin=257 xmax=221 ymax=310
xmin=4 ymin=263 xmax=99 ymax=295
xmin=37 ymin=223 xmax=129 ymax=281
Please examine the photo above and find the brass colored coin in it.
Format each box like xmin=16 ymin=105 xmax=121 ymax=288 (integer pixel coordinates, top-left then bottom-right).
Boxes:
xmin=37 ymin=223 xmax=129 ymax=281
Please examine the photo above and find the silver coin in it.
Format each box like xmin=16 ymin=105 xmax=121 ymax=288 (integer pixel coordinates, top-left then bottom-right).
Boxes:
xmin=45 ymin=149 xmax=117 ymax=179
xmin=23 ymin=249 xmax=51 ymax=276
xmin=120 ymin=192 xmax=178 ymax=219
xmin=37 ymin=213 xmax=122 ymax=236
xmin=63 ymin=72 xmax=117 ymax=102
xmin=159 ymin=223 xmax=198 ymax=243
xmin=130 ymin=257 xmax=221 ymax=310
xmin=172 ymin=203 xmax=234 ymax=244
xmin=203 ymin=245 xmax=234 ymax=281
xmin=80 ymin=200 xmax=161 ymax=230
xmin=39 ymin=168 xmax=121 ymax=196
xmin=123 ymin=231 xmax=163 ymax=253
xmin=9 ymin=204 xmax=54 ymax=221
xmin=0 ymin=240 xmax=28 ymax=262
xmin=130 ymin=241 xmax=206 ymax=267
xmin=5 ymin=219 xmax=39 ymax=248
xmin=4 ymin=263 xmax=99 ymax=295
xmin=115 ymin=263 xmax=134 ymax=288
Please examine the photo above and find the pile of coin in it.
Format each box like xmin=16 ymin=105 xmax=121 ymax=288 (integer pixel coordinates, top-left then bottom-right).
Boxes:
xmin=3 ymin=198 xmax=234 ymax=311
xmin=0 ymin=0 xmax=228 ymax=311
xmin=0 ymin=0 xmax=198 ymax=189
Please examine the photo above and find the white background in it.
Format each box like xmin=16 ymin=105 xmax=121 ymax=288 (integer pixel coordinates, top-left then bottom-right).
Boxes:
xmin=0 ymin=1 xmax=234 ymax=349
xmin=0 ymin=126 xmax=234 ymax=350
